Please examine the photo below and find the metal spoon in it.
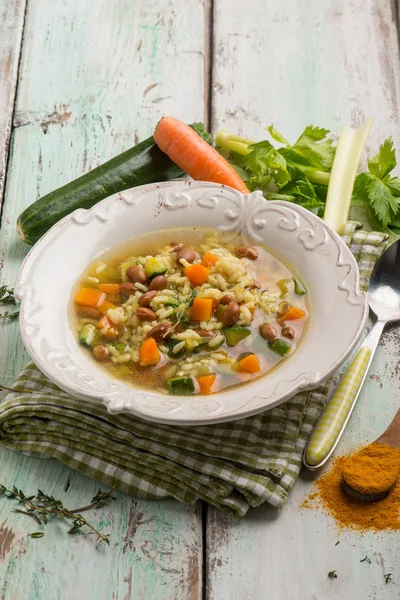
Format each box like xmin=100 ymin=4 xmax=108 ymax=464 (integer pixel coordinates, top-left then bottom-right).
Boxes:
xmin=303 ymin=239 xmax=400 ymax=471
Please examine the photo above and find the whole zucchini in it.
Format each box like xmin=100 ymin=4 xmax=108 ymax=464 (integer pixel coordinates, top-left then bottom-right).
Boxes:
xmin=17 ymin=123 xmax=210 ymax=245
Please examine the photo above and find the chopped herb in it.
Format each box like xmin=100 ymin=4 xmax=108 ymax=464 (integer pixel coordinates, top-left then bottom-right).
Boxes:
xmin=328 ymin=570 xmax=338 ymax=579
xmin=384 ymin=573 xmax=392 ymax=583
xmin=167 ymin=338 xmax=185 ymax=358
xmin=335 ymin=541 xmax=340 ymax=546
xmin=360 ymin=555 xmax=371 ymax=564
xmin=188 ymin=288 xmax=198 ymax=307
xmin=28 ymin=532 xmax=44 ymax=538
xmin=167 ymin=288 xmax=198 ymax=336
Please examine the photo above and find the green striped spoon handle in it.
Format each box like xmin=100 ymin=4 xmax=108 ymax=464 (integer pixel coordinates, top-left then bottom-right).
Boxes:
xmin=303 ymin=319 xmax=386 ymax=470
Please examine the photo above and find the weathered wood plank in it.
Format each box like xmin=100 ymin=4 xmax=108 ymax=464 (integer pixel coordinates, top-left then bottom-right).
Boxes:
xmin=0 ymin=0 xmax=209 ymax=597
xmin=207 ymin=1 xmax=400 ymax=599
xmin=0 ymin=0 xmax=26 ymax=210
xmin=0 ymin=446 xmax=203 ymax=600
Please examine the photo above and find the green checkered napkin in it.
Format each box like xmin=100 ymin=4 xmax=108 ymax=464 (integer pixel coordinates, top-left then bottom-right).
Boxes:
xmin=0 ymin=223 xmax=388 ymax=516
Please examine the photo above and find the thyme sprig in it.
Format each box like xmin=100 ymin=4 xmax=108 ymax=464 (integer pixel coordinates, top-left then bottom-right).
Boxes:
xmin=0 ymin=286 xmax=19 ymax=320
xmin=0 ymin=286 xmax=17 ymax=305
xmin=0 ymin=384 xmax=33 ymax=394
xmin=0 ymin=484 xmax=114 ymax=546
xmin=0 ymin=311 xmax=19 ymax=320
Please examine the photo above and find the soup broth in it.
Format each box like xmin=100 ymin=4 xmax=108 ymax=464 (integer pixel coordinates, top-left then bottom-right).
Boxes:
xmin=71 ymin=228 xmax=310 ymax=396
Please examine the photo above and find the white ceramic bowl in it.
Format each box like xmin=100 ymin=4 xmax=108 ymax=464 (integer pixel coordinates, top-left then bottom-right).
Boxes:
xmin=15 ymin=181 xmax=367 ymax=425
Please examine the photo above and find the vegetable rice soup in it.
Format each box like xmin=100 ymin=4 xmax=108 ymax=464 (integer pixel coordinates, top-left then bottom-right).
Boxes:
xmin=71 ymin=228 xmax=310 ymax=396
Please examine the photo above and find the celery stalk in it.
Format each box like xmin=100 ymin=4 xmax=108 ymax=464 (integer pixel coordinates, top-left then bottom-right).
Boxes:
xmin=216 ymin=128 xmax=331 ymax=184
xmin=215 ymin=129 xmax=254 ymax=149
xmin=223 ymin=140 xmax=252 ymax=156
xmin=304 ymin=169 xmax=330 ymax=186
xmin=323 ymin=119 xmax=373 ymax=234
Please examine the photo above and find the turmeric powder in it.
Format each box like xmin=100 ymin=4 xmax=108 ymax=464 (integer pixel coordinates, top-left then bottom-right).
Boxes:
xmin=301 ymin=443 xmax=400 ymax=532
xmin=342 ymin=443 xmax=400 ymax=495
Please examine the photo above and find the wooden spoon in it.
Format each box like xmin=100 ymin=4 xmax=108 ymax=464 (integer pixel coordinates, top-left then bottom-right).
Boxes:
xmin=343 ymin=409 xmax=400 ymax=501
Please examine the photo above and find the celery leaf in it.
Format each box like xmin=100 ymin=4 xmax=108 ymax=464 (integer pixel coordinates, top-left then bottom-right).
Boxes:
xmin=352 ymin=138 xmax=400 ymax=228
xmin=267 ymin=125 xmax=289 ymax=145
xmin=367 ymin=137 xmax=396 ymax=179
xmin=243 ymin=141 xmax=290 ymax=188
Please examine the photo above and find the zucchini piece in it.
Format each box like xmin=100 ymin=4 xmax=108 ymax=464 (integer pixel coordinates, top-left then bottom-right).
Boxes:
xmin=114 ymin=343 xmax=127 ymax=353
xmin=222 ymin=326 xmax=251 ymax=347
xmin=79 ymin=324 xmax=101 ymax=348
xmin=165 ymin=298 xmax=180 ymax=307
xmin=236 ymin=351 xmax=254 ymax=362
xmin=293 ymin=277 xmax=307 ymax=296
xmin=193 ymin=338 xmax=212 ymax=354
xmin=233 ymin=351 xmax=256 ymax=371
xmin=144 ymin=257 xmax=167 ymax=278
xmin=276 ymin=278 xmax=291 ymax=297
xmin=269 ymin=339 xmax=291 ymax=356
xmin=17 ymin=124 xmax=210 ymax=245
xmin=166 ymin=377 xmax=195 ymax=395
xmin=167 ymin=338 xmax=185 ymax=358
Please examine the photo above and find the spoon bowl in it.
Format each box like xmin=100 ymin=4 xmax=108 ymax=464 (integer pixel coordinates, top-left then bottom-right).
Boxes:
xmin=369 ymin=241 xmax=400 ymax=322
xmin=342 ymin=481 xmax=393 ymax=502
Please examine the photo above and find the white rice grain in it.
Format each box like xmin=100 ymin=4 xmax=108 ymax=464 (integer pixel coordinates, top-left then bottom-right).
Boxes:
xmin=156 ymin=307 xmax=174 ymax=319
xmin=172 ymin=341 xmax=185 ymax=354
xmin=209 ymin=334 xmax=224 ymax=348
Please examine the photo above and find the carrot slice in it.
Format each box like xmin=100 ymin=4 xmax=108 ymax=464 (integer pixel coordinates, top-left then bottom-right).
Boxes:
xmin=98 ymin=283 xmax=120 ymax=295
xmin=154 ymin=117 xmax=250 ymax=193
xmin=190 ymin=297 xmax=214 ymax=322
xmin=98 ymin=300 xmax=117 ymax=314
xmin=202 ymin=252 xmax=219 ymax=268
xmin=281 ymin=306 xmax=306 ymax=321
xmin=96 ymin=314 xmax=118 ymax=339
xmin=75 ymin=288 xmax=106 ymax=308
xmin=184 ymin=264 xmax=210 ymax=286
xmin=139 ymin=337 xmax=161 ymax=366
xmin=197 ymin=374 xmax=216 ymax=395
xmin=237 ymin=353 xmax=261 ymax=374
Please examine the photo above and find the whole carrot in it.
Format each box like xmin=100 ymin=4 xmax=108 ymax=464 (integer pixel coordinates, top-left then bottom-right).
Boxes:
xmin=154 ymin=116 xmax=250 ymax=193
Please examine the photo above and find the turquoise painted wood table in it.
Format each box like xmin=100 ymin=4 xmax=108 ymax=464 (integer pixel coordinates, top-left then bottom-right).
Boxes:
xmin=1 ymin=1 xmax=400 ymax=598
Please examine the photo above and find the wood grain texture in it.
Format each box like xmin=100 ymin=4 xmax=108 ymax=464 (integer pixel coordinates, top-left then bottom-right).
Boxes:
xmin=0 ymin=447 xmax=203 ymax=600
xmin=0 ymin=0 xmax=209 ymax=597
xmin=0 ymin=0 xmax=26 ymax=210
xmin=208 ymin=1 xmax=400 ymax=599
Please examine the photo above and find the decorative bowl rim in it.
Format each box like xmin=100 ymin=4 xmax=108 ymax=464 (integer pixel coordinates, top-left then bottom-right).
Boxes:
xmin=15 ymin=180 xmax=368 ymax=425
